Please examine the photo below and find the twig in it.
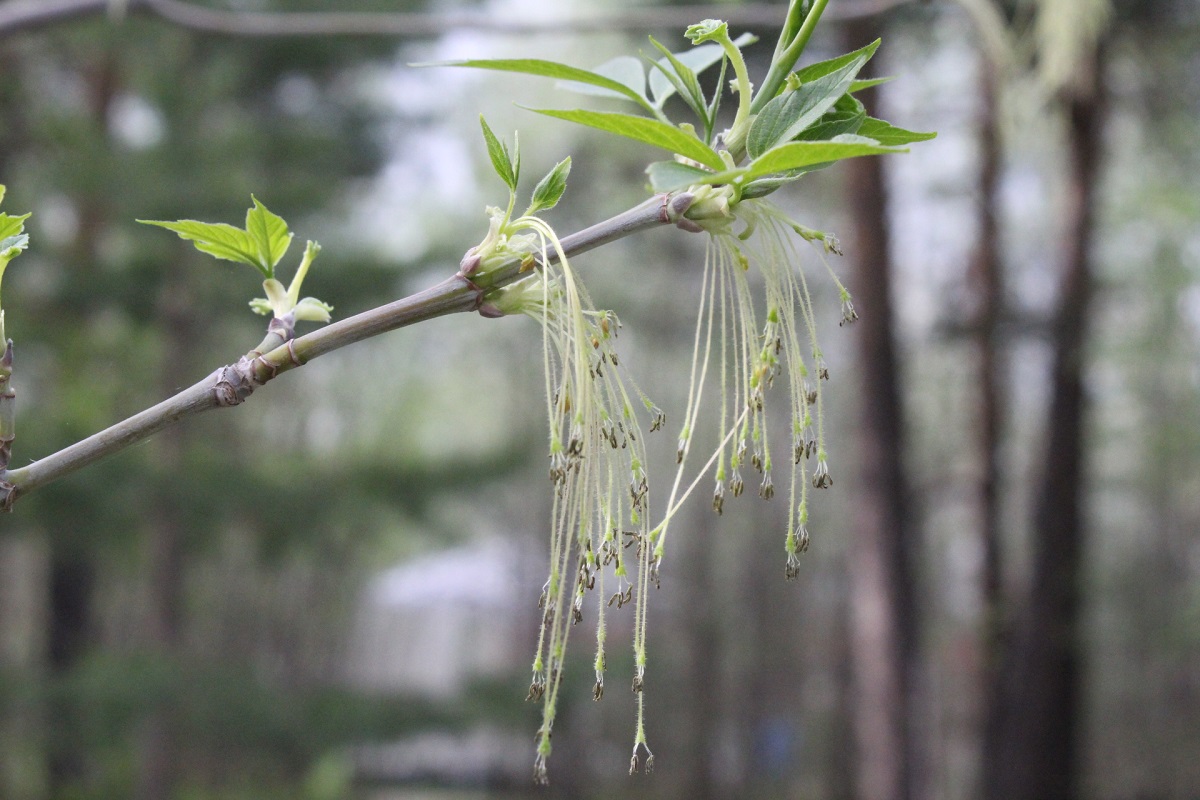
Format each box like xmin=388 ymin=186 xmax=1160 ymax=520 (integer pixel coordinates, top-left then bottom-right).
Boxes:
xmin=0 ymin=195 xmax=666 ymax=509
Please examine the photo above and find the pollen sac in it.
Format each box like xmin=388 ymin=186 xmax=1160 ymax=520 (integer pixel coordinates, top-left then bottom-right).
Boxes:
xmin=712 ymin=481 xmax=725 ymax=515
xmin=729 ymin=469 xmax=745 ymax=498
xmin=759 ymin=475 xmax=775 ymax=500
xmin=812 ymin=460 xmax=833 ymax=489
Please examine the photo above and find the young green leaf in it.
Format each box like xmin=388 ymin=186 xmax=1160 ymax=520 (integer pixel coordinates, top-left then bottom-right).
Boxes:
xmin=525 ymin=157 xmax=572 ymax=216
xmin=140 ymin=198 xmax=293 ymax=279
xmin=530 ymin=108 xmax=725 ymax=171
xmin=425 ymin=58 xmax=657 ymax=115
xmin=245 ymin=196 xmax=293 ymax=275
xmin=645 ymin=160 xmax=715 ymax=192
xmin=480 ymin=115 xmax=518 ymax=191
xmin=792 ymin=38 xmax=881 ymax=84
xmin=744 ymin=136 xmax=903 ymax=181
xmin=747 ymin=39 xmax=880 ymax=158
xmin=855 ymin=117 xmax=937 ymax=146
xmin=850 ymin=76 xmax=894 ymax=93
xmin=796 ymin=93 xmax=866 ymax=141
xmin=647 ymin=39 xmax=707 ymax=119
xmin=557 ymin=55 xmax=647 ymax=104
xmin=0 ymin=212 xmax=31 ymax=242
xmin=139 ymin=219 xmax=264 ymax=275
xmin=647 ymin=32 xmax=756 ymax=108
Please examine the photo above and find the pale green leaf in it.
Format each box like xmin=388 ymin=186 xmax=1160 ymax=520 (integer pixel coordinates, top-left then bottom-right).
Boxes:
xmin=0 ymin=233 xmax=29 ymax=260
xmin=245 ymin=196 xmax=292 ymax=275
xmin=526 ymin=157 xmax=572 ymax=216
xmin=530 ymin=108 xmax=725 ymax=170
xmin=293 ymin=296 xmax=333 ymax=323
xmin=427 ymin=58 xmax=655 ymax=113
xmin=647 ymin=33 xmax=755 ymax=107
xmin=645 ymin=160 xmax=715 ymax=192
xmin=558 ymin=56 xmax=646 ymax=103
xmin=479 ymin=115 xmax=517 ymax=190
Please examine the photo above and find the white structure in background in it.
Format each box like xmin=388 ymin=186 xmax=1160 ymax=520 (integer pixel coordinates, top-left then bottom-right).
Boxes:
xmin=346 ymin=536 xmax=538 ymax=787
xmin=347 ymin=536 xmax=532 ymax=698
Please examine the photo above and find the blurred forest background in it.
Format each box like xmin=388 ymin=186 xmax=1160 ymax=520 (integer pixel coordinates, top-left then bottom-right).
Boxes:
xmin=0 ymin=0 xmax=1197 ymax=798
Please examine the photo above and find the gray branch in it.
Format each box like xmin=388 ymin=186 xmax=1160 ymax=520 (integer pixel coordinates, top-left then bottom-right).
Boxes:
xmin=0 ymin=195 xmax=668 ymax=509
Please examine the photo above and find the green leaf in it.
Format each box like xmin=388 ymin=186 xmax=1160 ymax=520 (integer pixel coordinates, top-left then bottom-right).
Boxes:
xmin=245 ymin=196 xmax=292 ymax=275
xmin=526 ymin=157 xmax=572 ymax=216
xmin=645 ymin=160 xmax=715 ymax=192
xmin=856 ymin=117 xmax=937 ymax=146
xmin=747 ymin=39 xmax=880 ymax=158
xmin=797 ymin=93 xmax=866 ymax=141
xmin=850 ymin=76 xmax=894 ymax=93
xmin=0 ymin=233 xmax=29 ymax=260
xmin=427 ymin=58 xmax=655 ymax=114
xmin=557 ymin=56 xmax=647 ymax=104
xmin=647 ymin=33 xmax=756 ymax=108
xmin=647 ymin=39 xmax=707 ymax=117
xmin=480 ymin=115 xmax=517 ymax=191
xmin=530 ymin=108 xmax=725 ymax=170
xmin=139 ymin=219 xmax=264 ymax=275
xmin=0 ymin=212 xmax=31 ymax=241
xmin=793 ymin=39 xmax=881 ymax=84
xmin=743 ymin=136 xmax=904 ymax=181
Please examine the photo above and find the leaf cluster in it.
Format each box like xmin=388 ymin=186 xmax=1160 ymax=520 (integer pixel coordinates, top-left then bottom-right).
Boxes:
xmin=432 ymin=1 xmax=934 ymax=203
xmin=479 ymin=116 xmax=571 ymax=222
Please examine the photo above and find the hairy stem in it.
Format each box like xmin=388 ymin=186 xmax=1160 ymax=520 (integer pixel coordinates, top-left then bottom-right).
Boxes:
xmin=0 ymin=195 xmax=667 ymax=509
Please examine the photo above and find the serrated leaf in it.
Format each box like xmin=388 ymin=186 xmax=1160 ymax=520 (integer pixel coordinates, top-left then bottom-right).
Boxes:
xmin=645 ymin=160 xmax=715 ymax=192
xmin=139 ymin=219 xmax=264 ymax=274
xmin=245 ymin=196 xmax=292 ymax=275
xmin=856 ymin=117 xmax=937 ymax=146
xmin=793 ymin=39 xmax=881 ymax=84
xmin=744 ymin=137 xmax=904 ymax=181
xmin=480 ymin=115 xmax=517 ymax=190
xmin=558 ymin=56 xmax=647 ymax=103
xmin=530 ymin=108 xmax=725 ymax=170
xmin=428 ymin=58 xmax=655 ymax=114
xmin=526 ymin=157 xmax=572 ymax=216
xmin=0 ymin=212 xmax=30 ymax=241
xmin=747 ymin=40 xmax=880 ymax=158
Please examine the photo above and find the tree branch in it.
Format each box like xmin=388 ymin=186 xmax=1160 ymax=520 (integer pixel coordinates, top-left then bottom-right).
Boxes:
xmin=0 ymin=195 xmax=667 ymax=510
xmin=0 ymin=0 xmax=918 ymax=40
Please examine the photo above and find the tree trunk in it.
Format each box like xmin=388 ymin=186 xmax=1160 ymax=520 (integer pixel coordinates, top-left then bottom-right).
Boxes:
xmin=842 ymin=17 xmax=920 ymax=800
xmin=983 ymin=44 xmax=1105 ymax=800
xmin=972 ymin=57 xmax=1010 ymax=796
